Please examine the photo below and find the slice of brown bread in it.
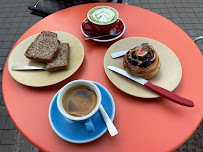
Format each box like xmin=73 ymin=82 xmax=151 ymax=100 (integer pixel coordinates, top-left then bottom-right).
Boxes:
xmin=46 ymin=43 xmax=69 ymax=72
xmin=25 ymin=31 xmax=60 ymax=62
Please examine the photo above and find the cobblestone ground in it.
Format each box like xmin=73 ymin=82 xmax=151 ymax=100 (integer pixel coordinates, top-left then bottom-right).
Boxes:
xmin=0 ymin=0 xmax=202 ymax=152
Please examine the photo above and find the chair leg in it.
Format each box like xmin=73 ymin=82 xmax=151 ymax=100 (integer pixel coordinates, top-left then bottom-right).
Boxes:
xmin=193 ymin=36 xmax=203 ymax=43
xmin=122 ymin=0 xmax=128 ymax=4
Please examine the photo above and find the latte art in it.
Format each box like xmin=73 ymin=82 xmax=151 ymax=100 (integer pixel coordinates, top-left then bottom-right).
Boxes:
xmin=88 ymin=6 xmax=118 ymax=24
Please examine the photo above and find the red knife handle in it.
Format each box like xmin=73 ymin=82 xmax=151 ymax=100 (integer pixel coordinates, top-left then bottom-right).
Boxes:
xmin=144 ymin=81 xmax=194 ymax=107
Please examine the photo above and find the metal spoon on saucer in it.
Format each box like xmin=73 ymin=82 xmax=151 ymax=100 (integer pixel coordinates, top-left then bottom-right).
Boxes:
xmin=84 ymin=30 xmax=121 ymax=40
xmin=99 ymin=105 xmax=118 ymax=136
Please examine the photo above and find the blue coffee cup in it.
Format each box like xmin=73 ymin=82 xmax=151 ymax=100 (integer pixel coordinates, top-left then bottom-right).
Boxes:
xmin=57 ymin=80 xmax=102 ymax=133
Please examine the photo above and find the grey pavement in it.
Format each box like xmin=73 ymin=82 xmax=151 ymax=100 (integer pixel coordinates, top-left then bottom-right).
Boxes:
xmin=0 ymin=0 xmax=202 ymax=152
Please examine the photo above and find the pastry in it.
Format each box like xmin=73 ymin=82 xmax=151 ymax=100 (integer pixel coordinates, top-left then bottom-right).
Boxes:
xmin=123 ymin=45 xmax=161 ymax=79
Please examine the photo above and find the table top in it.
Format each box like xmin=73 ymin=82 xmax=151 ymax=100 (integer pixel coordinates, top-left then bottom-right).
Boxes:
xmin=2 ymin=3 xmax=203 ymax=152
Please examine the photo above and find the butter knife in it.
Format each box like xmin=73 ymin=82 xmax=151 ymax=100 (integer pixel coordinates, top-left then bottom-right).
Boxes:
xmin=12 ymin=65 xmax=46 ymax=71
xmin=107 ymin=66 xmax=194 ymax=107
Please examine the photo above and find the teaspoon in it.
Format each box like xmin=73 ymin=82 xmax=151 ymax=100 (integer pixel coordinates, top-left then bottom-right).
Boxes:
xmin=84 ymin=30 xmax=121 ymax=40
xmin=99 ymin=105 xmax=118 ymax=136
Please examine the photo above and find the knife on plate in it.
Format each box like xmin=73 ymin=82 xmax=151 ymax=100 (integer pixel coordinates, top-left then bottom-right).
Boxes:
xmin=12 ymin=65 xmax=46 ymax=71
xmin=111 ymin=43 xmax=151 ymax=59
xmin=107 ymin=66 xmax=194 ymax=107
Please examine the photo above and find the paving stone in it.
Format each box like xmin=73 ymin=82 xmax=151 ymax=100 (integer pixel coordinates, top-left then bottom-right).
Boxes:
xmin=170 ymin=12 xmax=180 ymax=18
xmin=5 ymin=117 xmax=17 ymax=130
xmin=182 ymin=18 xmax=192 ymax=23
xmin=19 ymin=22 xmax=30 ymax=28
xmin=0 ymin=58 xmax=5 ymax=66
xmin=16 ymin=12 xmax=26 ymax=17
xmin=142 ymin=4 xmax=150 ymax=9
xmin=0 ymin=94 xmax=5 ymax=106
xmin=0 ymin=42 xmax=13 ymax=49
xmin=168 ymin=8 xmax=178 ymax=13
xmin=190 ymin=18 xmax=201 ymax=23
xmin=151 ymin=8 xmax=161 ymax=14
xmin=7 ymin=28 xmax=18 ymax=35
xmin=0 ymin=49 xmax=9 ymax=56
xmin=4 ymin=17 xmax=14 ymax=23
xmin=0 ymin=29 xmax=8 ymax=35
xmin=161 ymin=13 xmax=172 ymax=19
xmin=13 ymin=35 xmax=22 ymax=42
xmin=0 ymin=145 xmax=14 ymax=152
xmin=193 ymin=8 xmax=203 ymax=13
xmin=0 ymin=117 xmax=7 ymax=129
xmin=16 ymin=27 xmax=29 ymax=35
xmin=185 ymin=8 xmax=194 ymax=13
xmin=4 ymin=35 xmax=15 ymax=42
xmin=160 ymin=8 xmax=169 ymax=13
xmin=173 ymin=2 xmax=182 ymax=8
xmin=173 ymin=18 xmax=183 ymax=24
xmin=0 ymin=106 xmax=9 ymax=117
xmin=0 ymin=130 xmax=4 ymax=142
xmin=156 ymin=0 xmax=164 ymax=3
xmin=1 ymin=23 xmax=11 ymax=29
xmin=0 ymin=35 xmax=6 ymax=42
xmin=32 ymin=146 xmax=40 ymax=152
xmin=5 ymin=12 xmax=17 ymax=18
xmin=10 ymin=23 xmax=21 ymax=29
xmin=179 ymin=12 xmax=188 ymax=17
xmin=158 ymin=3 xmax=167 ymax=8
xmin=196 ymin=30 xmax=203 ymax=35
xmin=21 ymin=17 xmax=32 ymax=22
xmin=166 ymin=3 xmax=175 ymax=8
xmin=177 ymin=7 xmax=185 ymax=13
xmin=1 ymin=130 xmax=18 ymax=144
xmin=0 ymin=18 xmax=6 ymax=24
xmin=184 ymin=24 xmax=195 ymax=29
xmin=150 ymin=3 xmax=159 ymax=8
xmin=187 ymin=13 xmax=197 ymax=18
xmin=19 ymin=133 xmax=34 ymax=152
xmin=149 ymin=0 xmax=156 ymax=4
xmin=13 ymin=17 xmax=23 ymax=23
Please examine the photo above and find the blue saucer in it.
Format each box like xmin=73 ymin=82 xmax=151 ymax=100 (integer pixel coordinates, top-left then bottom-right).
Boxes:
xmin=48 ymin=82 xmax=115 ymax=143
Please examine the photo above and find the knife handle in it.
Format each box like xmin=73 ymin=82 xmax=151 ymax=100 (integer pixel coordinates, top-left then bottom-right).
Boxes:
xmin=144 ymin=81 xmax=194 ymax=107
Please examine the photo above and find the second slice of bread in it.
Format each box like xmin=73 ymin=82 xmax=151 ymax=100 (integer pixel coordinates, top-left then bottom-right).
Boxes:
xmin=25 ymin=31 xmax=60 ymax=62
xmin=46 ymin=43 xmax=69 ymax=72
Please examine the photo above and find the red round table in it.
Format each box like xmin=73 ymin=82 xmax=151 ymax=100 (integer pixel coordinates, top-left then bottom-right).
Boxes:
xmin=3 ymin=3 xmax=203 ymax=152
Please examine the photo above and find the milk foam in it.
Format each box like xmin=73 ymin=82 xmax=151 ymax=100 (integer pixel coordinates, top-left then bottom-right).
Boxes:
xmin=88 ymin=6 xmax=118 ymax=24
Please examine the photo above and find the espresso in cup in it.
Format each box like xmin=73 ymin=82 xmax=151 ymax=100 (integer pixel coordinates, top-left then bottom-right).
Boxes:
xmin=87 ymin=6 xmax=119 ymax=34
xmin=57 ymin=80 xmax=102 ymax=133
xmin=62 ymin=85 xmax=97 ymax=117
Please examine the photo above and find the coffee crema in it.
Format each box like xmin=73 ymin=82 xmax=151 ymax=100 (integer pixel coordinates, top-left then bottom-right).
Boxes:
xmin=62 ymin=85 xmax=97 ymax=117
xmin=88 ymin=6 xmax=118 ymax=24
